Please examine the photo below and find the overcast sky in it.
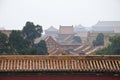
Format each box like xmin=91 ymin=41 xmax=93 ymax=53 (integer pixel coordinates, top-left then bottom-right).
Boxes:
xmin=0 ymin=0 xmax=120 ymax=30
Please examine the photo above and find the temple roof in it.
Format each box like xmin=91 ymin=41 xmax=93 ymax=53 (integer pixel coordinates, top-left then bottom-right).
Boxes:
xmin=92 ymin=21 xmax=120 ymax=32
xmin=59 ymin=26 xmax=74 ymax=34
xmin=94 ymin=21 xmax=120 ymax=27
xmin=45 ymin=26 xmax=58 ymax=32
xmin=74 ymin=25 xmax=88 ymax=32
xmin=0 ymin=30 xmax=12 ymax=36
xmin=0 ymin=55 xmax=120 ymax=73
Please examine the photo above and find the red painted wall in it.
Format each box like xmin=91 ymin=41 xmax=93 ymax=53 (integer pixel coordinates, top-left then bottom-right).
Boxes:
xmin=0 ymin=75 xmax=120 ymax=80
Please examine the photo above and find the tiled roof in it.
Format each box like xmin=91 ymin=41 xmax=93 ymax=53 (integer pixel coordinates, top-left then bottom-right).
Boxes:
xmin=45 ymin=36 xmax=60 ymax=48
xmin=59 ymin=26 xmax=74 ymax=34
xmin=45 ymin=26 xmax=58 ymax=31
xmin=0 ymin=30 xmax=12 ymax=36
xmin=0 ymin=55 xmax=120 ymax=72
xmin=74 ymin=25 xmax=88 ymax=32
xmin=94 ymin=21 xmax=120 ymax=26
xmin=92 ymin=21 xmax=120 ymax=32
xmin=92 ymin=26 xmax=114 ymax=32
xmin=48 ymin=47 xmax=67 ymax=55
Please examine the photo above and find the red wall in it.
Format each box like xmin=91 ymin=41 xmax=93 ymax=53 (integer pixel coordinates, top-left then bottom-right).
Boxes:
xmin=0 ymin=75 xmax=120 ymax=80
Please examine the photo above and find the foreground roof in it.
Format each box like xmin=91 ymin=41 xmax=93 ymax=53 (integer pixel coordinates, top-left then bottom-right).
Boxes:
xmin=0 ymin=55 xmax=120 ymax=73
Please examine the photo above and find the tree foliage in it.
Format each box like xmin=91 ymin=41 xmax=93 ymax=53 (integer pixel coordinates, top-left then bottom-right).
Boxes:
xmin=0 ymin=21 xmax=48 ymax=55
xmin=93 ymin=33 xmax=104 ymax=46
xmin=96 ymin=35 xmax=120 ymax=55
xmin=8 ymin=30 xmax=30 ymax=54
xmin=31 ymin=40 xmax=48 ymax=55
xmin=73 ymin=36 xmax=82 ymax=43
xmin=0 ymin=32 xmax=8 ymax=54
xmin=22 ymin=21 xmax=43 ymax=44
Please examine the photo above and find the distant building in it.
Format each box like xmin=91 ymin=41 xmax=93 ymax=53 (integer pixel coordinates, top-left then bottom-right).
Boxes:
xmin=74 ymin=24 xmax=87 ymax=32
xmin=57 ymin=25 xmax=75 ymax=42
xmin=88 ymin=21 xmax=120 ymax=46
xmin=87 ymin=32 xmax=120 ymax=46
xmin=0 ymin=30 xmax=12 ymax=37
xmin=58 ymin=25 xmax=75 ymax=39
xmin=45 ymin=26 xmax=82 ymax=50
xmin=114 ymin=26 xmax=120 ymax=33
xmin=44 ymin=36 xmax=59 ymax=49
xmin=91 ymin=21 xmax=114 ymax=32
xmin=59 ymin=25 xmax=74 ymax=34
xmin=56 ymin=25 xmax=81 ymax=50
xmin=0 ymin=27 xmax=5 ymax=30
xmin=74 ymin=25 xmax=88 ymax=44
xmin=91 ymin=21 xmax=120 ymax=33
xmin=45 ymin=26 xmax=58 ymax=37
xmin=34 ymin=36 xmax=67 ymax=55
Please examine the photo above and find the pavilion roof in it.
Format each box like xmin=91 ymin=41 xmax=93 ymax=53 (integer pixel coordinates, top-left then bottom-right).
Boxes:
xmin=45 ymin=26 xmax=58 ymax=32
xmin=59 ymin=26 xmax=74 ymax=34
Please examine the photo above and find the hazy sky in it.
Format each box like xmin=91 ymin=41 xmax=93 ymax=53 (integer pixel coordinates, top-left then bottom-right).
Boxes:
xmin=0 ymin=0 xmax=120 ymax=30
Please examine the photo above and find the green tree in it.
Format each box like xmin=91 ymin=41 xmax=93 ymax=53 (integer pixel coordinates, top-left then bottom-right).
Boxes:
xmin=30 ymin=40 xmax=48 ymax=55
xmin=22 ymin=21 xmax=43 ymax=45
xmin=93 ymin=40 xmax=96 ymax=46
xmin=73 ymin=36 xmax=82 ymax=43
xmin=108 ymin=35 xmax=120 ymax=54
xmin=0 ymin=32 xmax=8 ymax=54
xmin=96 ymin=35 xmax=120 ymax=55
xmin=0 ymin=21 xmax=48 ymax=55
xmin=93 ymin=33 xmax=104 ymax=46
xmin=9 ymin=30 xmax=30 ymax=54
xmin=22 ymin=21 xmax=48 ymax=55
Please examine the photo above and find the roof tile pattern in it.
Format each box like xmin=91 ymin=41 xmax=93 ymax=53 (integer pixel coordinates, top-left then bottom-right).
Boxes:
xmin=59 ymin=26 xmax=74 ymax=34
xmin=0 ymin=55 xmax=120 ymax=72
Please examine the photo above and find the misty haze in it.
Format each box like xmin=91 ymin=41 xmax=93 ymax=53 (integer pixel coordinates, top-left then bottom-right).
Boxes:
xmin=0 ymin=0 xmax=120 ymax=79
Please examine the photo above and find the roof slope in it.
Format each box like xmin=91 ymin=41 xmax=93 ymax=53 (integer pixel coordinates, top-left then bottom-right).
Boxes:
xmin=92 ymin=21 xmax=120 ymax=32
xmin=45 ymin=26 xmax=58 ymax=32
xmin=94 ymin=21 xmax=120 ymax=26
xmin=0 ymin=55 xmax=120 ymax=73
xmin=59 ymin=26 xmax=74 ymax=34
